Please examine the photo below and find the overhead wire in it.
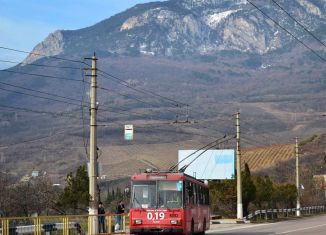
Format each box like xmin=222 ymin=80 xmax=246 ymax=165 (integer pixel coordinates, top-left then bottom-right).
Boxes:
xmin=0 ymin=69 xmax=87 ymax=83
xmin=0 ymin=45 xmax=291 ymax=150
xmin=97 ymin=74 xmax=186 ymax=117
xmin=96 ymin=72 xmax=237 ymax=124
xmin=241 ymin=134 xmax=273 ymax=147
xmin=178 ymin=135 xmax=236 ymax=172
xmin=169 ymin=134 xmax=228 ymax=171
xmin=0 ymin=104 xmax=89 ymax=122
xmin=97 ymin=69 xmax=188 ymax=107
xmin=98 ymin=84 xmax=186 ymax=118
xmin=1 ymin=45 xmax=228 ymax=128
xmin=0 ymin=127 xmax=77 ymax=148
xmin=0 ymin=86 xmax=85 ymax=107
xmin=0 ymin=81 xmax=88 ymax=104
xmin=240 ymin=119 xmax=291 ymax=145
xmin=137 ymin=125 xmax=221 ymax=139
xmin=270 ymin=0 xmax=326 ymax=49
xmin=246 ymin=0 xmax=326 ymax=62
xmin=0 ymin=67 xmax=150 ymax=116
xmin=0 ymin=46 xmax=90 ymax=66
xmin=0 ymin=85 xmax=148 ymax=117
xmin=0 ymin=58 xmax=81 ymax=70
xmin=241 ymin=138 xmax=259 ymax=147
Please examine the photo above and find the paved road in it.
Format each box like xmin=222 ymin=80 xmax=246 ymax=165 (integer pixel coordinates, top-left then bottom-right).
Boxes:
xmin=207 ymin=215 xmax=326 ymax=235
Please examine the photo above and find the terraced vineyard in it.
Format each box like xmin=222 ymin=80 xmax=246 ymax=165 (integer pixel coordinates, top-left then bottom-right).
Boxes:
xmin=242 ymin=144 xmax=295 ymax=172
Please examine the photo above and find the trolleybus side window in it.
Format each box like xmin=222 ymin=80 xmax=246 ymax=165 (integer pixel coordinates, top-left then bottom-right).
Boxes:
xmin=205 ymin=187 xmax=210 ymax=205
xmin=198 ymin=185 xmax=203 ymax=204
xmin=185 ymin=181 xmax=194 ymax=204
xmin=195 ymin=184 xmax=199 ymax=204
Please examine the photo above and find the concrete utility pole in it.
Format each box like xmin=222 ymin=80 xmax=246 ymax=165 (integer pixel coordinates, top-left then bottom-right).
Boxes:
xmin=236 ymin=112 xmax=243 ymax=220
xmin=296 ymin=137 xmax=301 ymax=217
xmin=89 ymin=54 xmax=98 ymax=234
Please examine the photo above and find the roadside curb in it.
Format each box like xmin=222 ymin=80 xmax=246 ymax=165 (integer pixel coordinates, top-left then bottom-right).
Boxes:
xmin=211 ymin=219 xmax=250 ymax=224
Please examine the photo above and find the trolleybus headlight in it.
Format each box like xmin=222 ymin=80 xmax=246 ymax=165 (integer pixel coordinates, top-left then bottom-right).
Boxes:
xmin=134 ymin=219 xmax=142 ymax=225
xmin=170 ymin=220 xmax=181 ymax=225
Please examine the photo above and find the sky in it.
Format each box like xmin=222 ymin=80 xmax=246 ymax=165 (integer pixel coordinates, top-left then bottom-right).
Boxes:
xmin=0 ymin=0 xmax=163 ymax=69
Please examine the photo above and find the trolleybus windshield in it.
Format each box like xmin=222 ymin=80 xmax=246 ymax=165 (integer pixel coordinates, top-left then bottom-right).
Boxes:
xmin=131 ymin=180 xmax=183 ymax=209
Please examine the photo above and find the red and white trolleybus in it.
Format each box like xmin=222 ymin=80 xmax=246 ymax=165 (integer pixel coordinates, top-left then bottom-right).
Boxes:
xmin=129 ymin=171 xmax=210 ymax=235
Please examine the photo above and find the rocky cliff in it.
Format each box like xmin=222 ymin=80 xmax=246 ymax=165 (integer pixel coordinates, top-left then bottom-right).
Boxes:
xmin=23 ymin=0 xmax=326 ymax=63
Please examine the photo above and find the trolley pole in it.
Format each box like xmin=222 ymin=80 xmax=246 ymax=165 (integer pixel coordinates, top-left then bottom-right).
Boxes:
xmin=89 ymin=53 xmax=98 ymax=234
xmin=236 ymin=112 xmax=243 ymax=219
xmin=296 ymin=137 xmax=301 ymax=217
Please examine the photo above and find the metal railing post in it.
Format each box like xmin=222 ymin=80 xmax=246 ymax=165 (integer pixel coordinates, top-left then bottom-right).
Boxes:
xmin=123 ymin=214 xmax=126 ymax=232
xmin=2 ymin=219 xmax=9 ymax=235
xmin=108 ymin=215 xmax=112 ymax=234
xmin=34 ymin=217 xmax=41 ymax=235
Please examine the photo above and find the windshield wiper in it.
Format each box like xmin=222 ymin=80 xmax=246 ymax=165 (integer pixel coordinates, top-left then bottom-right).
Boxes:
xmin=132 ymin=192 xmax=142 ymax=208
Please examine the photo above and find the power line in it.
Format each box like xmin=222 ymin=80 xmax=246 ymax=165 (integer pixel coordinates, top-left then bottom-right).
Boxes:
xmin=98 ymin=85 xmax=164 ymax=109
xmin=0 ymin=58 xmax=81 ymax=70
xmin=0 ymin=81 xmax=87 ymax=104
xmin=98 ymin=84 xmax=186 ymax=118
xmin=97 ymin=69 xmax=188 ymax=107
xmin=240 ymin=138 xmax=257 ymax=147
xmin=97 ymin=106 xmax=145 ymax=116
xmin=241 ymin=134 xmax=272 ymax=147
xmin=100 ymin=84 xmax=231 ymax=126
xmin=0 ymin=104 xmax=89 ymax=122
xmin=0 ymin=85 xmax=145 ymax=117
xmin=0 ymin=86 xmax=84 ymax=107
xmin=246 ymin=0 xmax=326 ymax=62
xmin=178 ymin=135 xmax=236 ymax=172
xmin=169 ymin=134 xmax=228 ymax=171
xmin=0 ymin=69 xmax=87 ymax=83
xmin=240 ymin=119 xmax=291 ymax=145
xmin=0 ymin=46 xmax=89 ymax=65
xmin=0 ymin=128 xmax=75 ymax=148
xmin=270 ymin=0 xmax=326 ymax=49
xmin=138 ymin=125 xmax=222 ymax=139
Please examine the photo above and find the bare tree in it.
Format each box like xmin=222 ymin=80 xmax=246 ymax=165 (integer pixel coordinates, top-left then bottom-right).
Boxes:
xmin=3 ymin=176 xmax=60 ymax=216
xmin=0 ymin=171 xmax=15 ymax=216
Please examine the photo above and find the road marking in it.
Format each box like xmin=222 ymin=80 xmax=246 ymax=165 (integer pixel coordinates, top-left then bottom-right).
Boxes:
xmin=207 ymin=223 xmax=270 ymax=233
xmin=275 ymin=223 xmax=326 ymax=234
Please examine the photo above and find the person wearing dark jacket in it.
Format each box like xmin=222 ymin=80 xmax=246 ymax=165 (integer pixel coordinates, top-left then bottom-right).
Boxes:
xmin=116 ymin=200 xmax=125 ymax=229
xmin=98 ymin=202 xmax=106 ymax=233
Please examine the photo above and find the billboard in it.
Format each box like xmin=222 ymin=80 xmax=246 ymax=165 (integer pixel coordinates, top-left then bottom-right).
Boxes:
xmin=178 ymin=149 xmax=235 ymax=180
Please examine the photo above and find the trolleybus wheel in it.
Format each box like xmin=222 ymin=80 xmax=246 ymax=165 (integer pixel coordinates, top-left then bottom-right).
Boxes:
xmin=189 ymin=219 xmax=195 ymax=235
xmin=198 ymin=218 xmax=206 ymax=235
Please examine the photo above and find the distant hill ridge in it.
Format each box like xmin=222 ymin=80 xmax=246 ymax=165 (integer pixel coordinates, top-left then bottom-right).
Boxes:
xmin=23 ymin=0 xmax=326 ymax=63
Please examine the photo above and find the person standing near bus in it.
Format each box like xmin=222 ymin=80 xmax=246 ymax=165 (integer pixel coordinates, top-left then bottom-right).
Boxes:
xmin=116 ymin=200 xmax=125 ymax=230
xmin=98 ymin=202 xmax=106 ymax=233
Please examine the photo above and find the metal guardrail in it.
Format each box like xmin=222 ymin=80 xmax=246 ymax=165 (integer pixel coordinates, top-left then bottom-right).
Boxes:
xmin=246 ymin=205 xmax=326 ymax=221
xmin=0 ymin=214 xmax=129 ymax=235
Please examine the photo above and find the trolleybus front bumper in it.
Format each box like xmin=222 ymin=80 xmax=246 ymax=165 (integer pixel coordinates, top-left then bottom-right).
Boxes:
xmin=130 ymin=227 xmax=183 ymax=234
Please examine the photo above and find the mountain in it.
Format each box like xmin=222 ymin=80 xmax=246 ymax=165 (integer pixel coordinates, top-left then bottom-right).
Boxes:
xmin=24 ymin=0 xmax=326 ymax=62
xmin=1 ymin=0 xmax=326 ymax=181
